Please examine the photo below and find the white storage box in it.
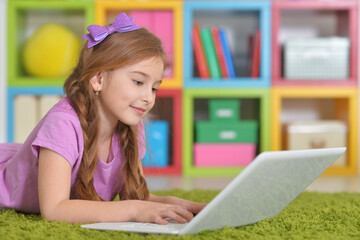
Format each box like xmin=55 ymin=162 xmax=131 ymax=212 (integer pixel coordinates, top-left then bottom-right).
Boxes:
xmin=287 ymin=120 xmax=347 ymax=167
xmin=284 ymin=37 xmax=350 ymax=80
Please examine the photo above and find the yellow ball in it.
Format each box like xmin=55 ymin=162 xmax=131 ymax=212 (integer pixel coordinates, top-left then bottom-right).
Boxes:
xmin=23 ymin=23 xmax=81 ymax=78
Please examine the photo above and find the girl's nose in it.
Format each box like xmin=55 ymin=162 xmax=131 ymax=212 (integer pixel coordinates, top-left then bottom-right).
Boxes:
xmin=142 ymin=88 xmax=154 ymax=104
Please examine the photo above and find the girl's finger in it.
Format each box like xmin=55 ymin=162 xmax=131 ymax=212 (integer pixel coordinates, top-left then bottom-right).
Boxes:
xmin=165 ymin=210 xmax=188 ymax=224
xmin=153 ymin=216 xmax=168 ymax=225
xmin=174 ymin=207 xmax=194 ymax=222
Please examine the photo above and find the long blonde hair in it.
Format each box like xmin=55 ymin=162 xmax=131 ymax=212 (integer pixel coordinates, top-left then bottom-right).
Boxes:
xmin=63 ymin=27 xmax=166 ymax=201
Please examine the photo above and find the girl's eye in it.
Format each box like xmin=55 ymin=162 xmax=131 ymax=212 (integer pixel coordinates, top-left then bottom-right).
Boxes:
xmin=133 ymin=80 xmax=143 ymax=86
xmin=152 ymin=88 xmax=159 ymax=93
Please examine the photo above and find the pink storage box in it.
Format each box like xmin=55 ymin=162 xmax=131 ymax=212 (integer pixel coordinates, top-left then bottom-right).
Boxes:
xmin=194 ymin=143 xmax=256 ymax=167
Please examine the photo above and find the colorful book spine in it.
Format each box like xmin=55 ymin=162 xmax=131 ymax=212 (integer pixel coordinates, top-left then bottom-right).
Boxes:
xmin=192 ymin=23 xmax=210 ymax=78
xmin=200 ymin=27 xmax=221 ymax=79
xmin=219 ymin=29 xmax=236 ymax=78
xmin=211 ymin=26 xmax=229 ymax=78
xmin=251 ymin=29 xmax=261 ymax=78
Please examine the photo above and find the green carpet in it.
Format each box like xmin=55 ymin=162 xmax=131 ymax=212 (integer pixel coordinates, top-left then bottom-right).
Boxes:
xmin=0 ymin=190 xmax=359 ymax=240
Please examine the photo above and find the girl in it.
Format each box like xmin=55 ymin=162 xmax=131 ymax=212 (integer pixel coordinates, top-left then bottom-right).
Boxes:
xmin=0 ymin=13 xmax=206 ymax=225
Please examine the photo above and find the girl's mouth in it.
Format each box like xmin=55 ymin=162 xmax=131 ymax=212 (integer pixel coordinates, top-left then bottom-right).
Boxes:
xmin=131 ymin=106 xmax=146 ymax=115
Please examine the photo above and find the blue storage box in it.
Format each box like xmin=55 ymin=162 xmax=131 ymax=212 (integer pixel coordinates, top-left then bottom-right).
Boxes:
xmin=142 ymin=120 xmax=169 ymax=167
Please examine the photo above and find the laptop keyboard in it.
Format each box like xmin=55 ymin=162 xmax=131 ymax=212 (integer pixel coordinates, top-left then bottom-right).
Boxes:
xmin=118 ymin=220 xmax=186 ymax=233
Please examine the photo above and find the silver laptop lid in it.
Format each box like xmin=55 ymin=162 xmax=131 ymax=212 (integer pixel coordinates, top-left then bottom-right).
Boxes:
xmin=180 ymin=148 xmax=346 ymax=235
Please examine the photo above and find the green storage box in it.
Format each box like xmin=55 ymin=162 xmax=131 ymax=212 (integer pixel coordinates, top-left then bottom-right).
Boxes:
xmin=195 ymin=121 xmax=258 ymax=143
xmin=209 ymin=99 xmax=240 ymax=122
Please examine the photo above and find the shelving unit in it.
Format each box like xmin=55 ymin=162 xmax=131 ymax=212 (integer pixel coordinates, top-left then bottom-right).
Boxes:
xmin=271 ymin=87 xmax=358 ymax=175
xmin=182 ymin=1 xmax=272 ymax=177
xmin=6 ymin=0 xmax=93 ymax=143
xmin=270 ymin=0 xmax=358 ymax=176
xmin=183 ymin=89 xmax=270 ymax=176
xmin=4 ymin=0 xmax=359 ymax=176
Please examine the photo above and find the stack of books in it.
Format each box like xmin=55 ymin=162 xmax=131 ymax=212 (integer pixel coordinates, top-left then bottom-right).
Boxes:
xmin=192 ymin=22 xmax=261 ymax=80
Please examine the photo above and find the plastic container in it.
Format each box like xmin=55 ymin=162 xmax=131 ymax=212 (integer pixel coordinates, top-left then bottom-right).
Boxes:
xmin=284 ymin=37 xmax=349 ymax=80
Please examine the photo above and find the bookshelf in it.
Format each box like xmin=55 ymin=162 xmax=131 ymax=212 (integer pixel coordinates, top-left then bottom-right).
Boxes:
xmin=270 ymin=0 xmax=358 ymax=176
xmin=6 ymin=1 xmax=93 ymax=145
xmin=182 ymin=1 xmax=271 ymax=176
xmin=4 ymin=0 xmax=359 ymax=176
xmin=184 ymin=1 xmax=271 ymax=88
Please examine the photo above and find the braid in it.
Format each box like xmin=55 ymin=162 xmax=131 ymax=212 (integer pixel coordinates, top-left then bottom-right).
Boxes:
xmin=64 ymin=52 xmax=102 ymax=201
xmin=119 ymin=124 xmax=149 ymax=200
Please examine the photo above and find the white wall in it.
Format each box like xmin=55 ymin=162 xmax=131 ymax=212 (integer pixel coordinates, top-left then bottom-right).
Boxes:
xmin=0 ymin=0 xmax=7 ymax=143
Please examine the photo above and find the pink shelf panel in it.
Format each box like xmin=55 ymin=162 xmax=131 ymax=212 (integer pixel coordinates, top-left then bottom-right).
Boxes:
xmin=272 ymin=0 xmax=358 ymax=86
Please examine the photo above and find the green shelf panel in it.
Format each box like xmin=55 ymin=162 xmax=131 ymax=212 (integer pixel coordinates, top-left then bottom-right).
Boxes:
xmin=8 ymin=0 xmax=94 ymax=87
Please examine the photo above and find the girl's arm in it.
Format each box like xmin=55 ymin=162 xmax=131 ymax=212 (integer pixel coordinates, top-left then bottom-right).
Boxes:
xmin=38 ymin=147 xmax=193 ymax=224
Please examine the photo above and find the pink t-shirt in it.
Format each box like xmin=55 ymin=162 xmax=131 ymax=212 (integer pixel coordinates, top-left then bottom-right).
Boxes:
xmin=0 ymin=97 xmax=146 ymax=213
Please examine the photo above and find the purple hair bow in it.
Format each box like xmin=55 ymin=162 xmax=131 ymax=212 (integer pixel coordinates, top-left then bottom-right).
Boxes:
xmin=82 ymin=12 xmax=141 ymax=48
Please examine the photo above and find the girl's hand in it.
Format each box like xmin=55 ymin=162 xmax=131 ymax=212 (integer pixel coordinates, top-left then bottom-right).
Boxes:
xmin=164 ymin=196 xmax=207 ymax=216
xmin=132 ymin=200 xmax=194 ymax=225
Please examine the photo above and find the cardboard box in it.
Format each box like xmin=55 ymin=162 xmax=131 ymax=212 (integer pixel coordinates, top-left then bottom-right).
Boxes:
xmin=287 ymin=120 xmax=347 ymax=167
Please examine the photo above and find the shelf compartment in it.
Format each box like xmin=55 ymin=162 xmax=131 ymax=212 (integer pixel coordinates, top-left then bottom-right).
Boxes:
xmin=7 ymin=0 xmax=94 ymax=86
xmin=95 ymin=1 xmax=183 ymax=89
xmin=7 ymin=87 xmax=64 ymax=143
xmin=183 ymin=88 xmax=270 ymax=177
xmin=184 ymin=1 xmax=271 ymax=88
xmin=271 ymin=87 xmax=358 ymax=175
xmin=272 ymin=0 xmax=358 ymax=86
xmin=143 ymin=89 xmax=182 ymax=175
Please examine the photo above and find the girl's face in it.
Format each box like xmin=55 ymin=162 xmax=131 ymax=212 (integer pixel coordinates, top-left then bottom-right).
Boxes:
xmin=93 ymin=56 xmax=164 ymax=127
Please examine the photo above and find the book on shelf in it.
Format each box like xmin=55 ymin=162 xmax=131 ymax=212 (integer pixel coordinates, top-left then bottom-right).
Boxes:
xmin=218 ymin=29 xmax=236 ymax=78
xmin=200 ymin=27 xmax=222 ymax=79
xmin=192 ymin=22 xmax=210 ymax=79
xmin=250 ymin=29 xmax=261 ymax=78
xmin=211 ymin=26 xmax=229 ymax=78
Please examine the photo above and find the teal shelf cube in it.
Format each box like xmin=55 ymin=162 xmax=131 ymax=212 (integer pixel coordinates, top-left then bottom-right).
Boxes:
xmin=184 ymin=1 xmax=271 ymax=88
xmin=7 ymin=87 xmax=64 ymax=143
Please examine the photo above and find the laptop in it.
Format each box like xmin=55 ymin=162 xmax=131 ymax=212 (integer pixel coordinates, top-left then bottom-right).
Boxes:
xmin=81 ymin=147 xmax=346 ymax=235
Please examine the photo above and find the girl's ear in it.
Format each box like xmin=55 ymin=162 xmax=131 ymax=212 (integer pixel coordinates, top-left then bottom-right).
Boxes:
xmin=89 ymin=72 xmax=104 ymax=92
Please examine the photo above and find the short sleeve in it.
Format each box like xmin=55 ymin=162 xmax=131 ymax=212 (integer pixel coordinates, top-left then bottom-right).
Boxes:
xmin=31 ymin=112 xmax=82 ymax=167
xmin=137 ymin=120 xmax=146 ymax=160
